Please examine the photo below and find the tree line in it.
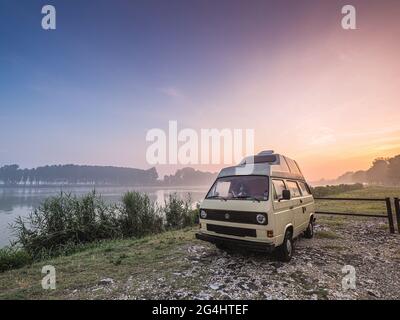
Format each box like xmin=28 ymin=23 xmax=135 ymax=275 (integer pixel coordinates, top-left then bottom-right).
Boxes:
xmin=0 ymin=164 xmax=218 ymax=186
xmin=326 ymin=154 xmax=400 ymax=186
xmin=0 ymin=164 xmax=158 ymax=186
xmin=163 ymin=167 xmax=217 ymax=186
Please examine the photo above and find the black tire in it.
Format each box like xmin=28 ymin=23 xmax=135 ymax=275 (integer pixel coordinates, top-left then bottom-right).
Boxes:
xmin=277 ymin=229 xmax=293 ymax=262
xmin=304 ymin=218 xmax=314 ymax=239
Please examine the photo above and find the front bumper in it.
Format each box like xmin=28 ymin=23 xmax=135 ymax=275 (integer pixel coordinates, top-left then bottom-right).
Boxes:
xmin=195 ymin=232 xmax=275 ymax=253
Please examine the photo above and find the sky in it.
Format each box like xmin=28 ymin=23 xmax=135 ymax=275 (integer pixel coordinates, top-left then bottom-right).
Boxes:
xmin=0 ymin=0 xmax=399 ymax=181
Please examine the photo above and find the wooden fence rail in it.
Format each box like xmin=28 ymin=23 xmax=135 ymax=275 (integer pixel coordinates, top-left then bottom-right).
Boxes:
xmin=314 ymin=197 xmax=395 ymax=234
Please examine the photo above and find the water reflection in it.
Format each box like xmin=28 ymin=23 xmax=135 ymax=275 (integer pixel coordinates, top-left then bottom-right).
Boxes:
xmin=0 ymin=186 xmax=208 ymax=247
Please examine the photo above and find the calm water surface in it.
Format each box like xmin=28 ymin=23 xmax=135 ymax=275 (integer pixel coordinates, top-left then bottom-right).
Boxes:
xmin=0 ymin=186 xmax=208 ymax=247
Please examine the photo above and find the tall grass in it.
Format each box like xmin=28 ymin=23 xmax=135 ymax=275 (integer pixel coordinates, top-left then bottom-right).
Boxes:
xmin=2 ymin=190 xmax=199 ymax=272
xmin=12 ymin=191 xmax=120 ymax=259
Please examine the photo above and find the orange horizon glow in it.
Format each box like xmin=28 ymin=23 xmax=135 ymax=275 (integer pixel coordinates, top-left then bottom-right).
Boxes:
xmin=153 ymin=2 xmax=400 ymax=182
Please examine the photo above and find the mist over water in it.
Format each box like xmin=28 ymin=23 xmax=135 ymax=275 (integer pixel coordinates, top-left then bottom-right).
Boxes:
xmin=0 ymin=186 xmax=208 ymax=247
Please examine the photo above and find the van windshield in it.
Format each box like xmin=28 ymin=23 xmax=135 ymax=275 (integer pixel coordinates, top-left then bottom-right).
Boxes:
xmin=206 ymin=176 xmax=269 ymax=201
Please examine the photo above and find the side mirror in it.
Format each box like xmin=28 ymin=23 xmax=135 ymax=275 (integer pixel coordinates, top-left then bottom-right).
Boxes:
xmin=282 ymin=189 xmax=291 ymax=200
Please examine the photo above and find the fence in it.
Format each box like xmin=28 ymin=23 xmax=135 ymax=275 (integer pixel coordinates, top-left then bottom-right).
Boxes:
xmin=314 ymin=197 xmax=397 ymax=234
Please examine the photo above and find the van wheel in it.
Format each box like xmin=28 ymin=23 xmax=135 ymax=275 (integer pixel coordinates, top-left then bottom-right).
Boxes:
xmin=304 ymin=218 xmax=314 ymax=239
xmin=277 ymin=230 xmax=293 ymax=262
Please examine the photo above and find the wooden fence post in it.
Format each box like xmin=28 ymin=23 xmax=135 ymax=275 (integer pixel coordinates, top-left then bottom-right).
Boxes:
xmin=394 ymin=198 xmax=400 ymax=234
xmin=385 ymin=198 xmax=395 ymax=234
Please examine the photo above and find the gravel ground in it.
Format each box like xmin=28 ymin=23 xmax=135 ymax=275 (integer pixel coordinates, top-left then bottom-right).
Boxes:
xmin=122 ymin=218 xmax=400 ymax=300
xmin=62 ymin=217 xmax=400 ymax=300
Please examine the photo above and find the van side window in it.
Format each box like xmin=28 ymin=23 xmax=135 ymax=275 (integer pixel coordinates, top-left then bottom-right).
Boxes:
xmin=275 ymin=155 xmax=290 ymax=172
xmin=294 ymin=161 xmax=303 ymax=176
xmin=298 ymin=181 xmax=311 ymax=196
xmin=286 ymin=181 xmax=301 ymax=198
xmin=272 ymin=179 xmax=286 ymax=200
xmin=284 ymin=157 xmax=301 ymax=175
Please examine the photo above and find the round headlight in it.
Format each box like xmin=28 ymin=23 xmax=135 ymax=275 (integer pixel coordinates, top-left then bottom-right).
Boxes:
xmin=200 ymin=210 xmax=207 ymax=219
xmin=256 ymin=214 xmax=266 ymax=224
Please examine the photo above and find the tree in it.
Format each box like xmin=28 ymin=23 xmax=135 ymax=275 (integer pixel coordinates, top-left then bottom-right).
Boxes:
xmin=0 ymin=164 xmax=20 ymax=185
xmin=366 ymin=158 xmax=388 ymax=185
xmin=387 ymin=155 xmax=400 ymax=186
xmin=352 ymin=170 xmax=367 ymax=183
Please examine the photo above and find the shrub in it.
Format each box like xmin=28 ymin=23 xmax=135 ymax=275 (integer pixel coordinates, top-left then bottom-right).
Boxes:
xmin=0 ymin=247 xmax=32 ymax=272
xmin=311 ymin=183 xmax=364 ymax=198
xmin=119 ymin=191 xmax=163 ymax=238
xmin=12 ymin=191 xmax=120 ymax=258
xmin=164 ymin=193 xmax=198 ymax=229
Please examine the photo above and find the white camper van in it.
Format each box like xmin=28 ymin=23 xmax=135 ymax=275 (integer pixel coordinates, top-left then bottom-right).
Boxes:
xmin=195 ymin=151 xmax=315 ymax=261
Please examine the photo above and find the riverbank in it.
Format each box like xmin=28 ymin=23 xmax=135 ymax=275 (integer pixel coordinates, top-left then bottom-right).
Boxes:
xmin=0 ymin=215 xmax=399 ymax=300
xmin=0 ymin=186 xmax=207 ymax=248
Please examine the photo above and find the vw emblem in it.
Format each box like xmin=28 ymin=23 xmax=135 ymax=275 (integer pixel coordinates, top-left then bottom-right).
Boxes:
xmin=225 ymin=213 xmax=230 ymax=220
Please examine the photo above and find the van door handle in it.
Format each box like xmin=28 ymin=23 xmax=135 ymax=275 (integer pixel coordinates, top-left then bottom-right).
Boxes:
xmin=290 ymin=206 xmax=294 ymax=210
xmin=300 ymin=199 xmax=303 ymax=204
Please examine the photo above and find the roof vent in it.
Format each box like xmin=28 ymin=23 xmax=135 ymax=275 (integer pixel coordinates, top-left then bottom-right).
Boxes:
xmin=258 ymin=150 xmax=274 ymax=156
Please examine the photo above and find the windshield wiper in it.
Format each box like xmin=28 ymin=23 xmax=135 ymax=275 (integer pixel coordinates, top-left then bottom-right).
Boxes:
xmin=207 ymin=195 xmax=228 ymax=201
xmin=232 ymin=195 xmax=262 ymax=202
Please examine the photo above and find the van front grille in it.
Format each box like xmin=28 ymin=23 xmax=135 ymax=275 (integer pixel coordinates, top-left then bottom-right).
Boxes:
xmin=203 ymin=209 xmax=267 ymax=225
xmin=207 ymin=224 xmax=256 ymax=237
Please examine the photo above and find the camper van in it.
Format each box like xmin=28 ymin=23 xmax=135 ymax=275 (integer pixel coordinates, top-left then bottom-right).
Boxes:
xmin=195 ymin=151 xmax=315 ymax=261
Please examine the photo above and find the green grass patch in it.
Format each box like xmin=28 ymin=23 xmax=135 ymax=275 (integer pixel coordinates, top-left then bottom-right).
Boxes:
xmin=315 ymin=186 xmax=400 ymax=217
xmin=317 ymin=216 xmax=346 ymax=227
xmin=0 ymin=228 xmax=197 ymax=299
xmin=315 ymin=230 xmax=340 ymax=239
xmin=0 ymin=247 xmax=33 ymax=273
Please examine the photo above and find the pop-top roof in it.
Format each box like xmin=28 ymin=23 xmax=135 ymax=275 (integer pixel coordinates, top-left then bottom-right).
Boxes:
xmin=218 ymin=151 xmax=305 ymax=180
